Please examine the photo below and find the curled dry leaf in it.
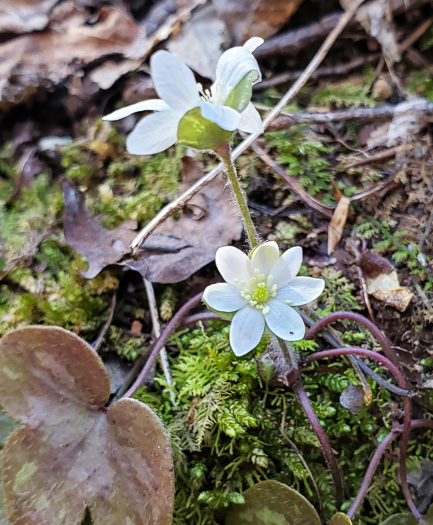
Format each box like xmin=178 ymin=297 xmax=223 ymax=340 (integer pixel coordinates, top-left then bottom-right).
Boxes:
xmin=0 ymin=326 xmax=174 ymax=525
xmin=360 ymin=250 xmax=414 ymax=312
xmin=225 ymin=480 xmax=321 ymax=525
xmin=214 ymin=0 xmax=304 ymax=44
xmin=0 ymin=3 xmax=146 ymax=110
xmin=327 ymin=196 xmax=350 ymax=255
xmin=0 ymin=0 xmax=58 ymax=34
xmin=63 ymin=180 xmax=137 ymax=279
xmin=340 ymin=384 xmax=364 ymax=415
xmin=122 ymin=156 xmax=243 ymax=283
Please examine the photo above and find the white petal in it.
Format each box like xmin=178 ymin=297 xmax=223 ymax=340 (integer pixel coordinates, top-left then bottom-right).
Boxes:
xmin=150 ymin=50 xmax=200 ymax=112
xmin=230 ymin=306 xmax=265 ymax=356
xmin=199 ymin=101 xmax=241 ymax=131
xmin=214 ymin=47 xmax=262 ymax=104
xmin=251 ymin=241 xmax=280 ymax=276
xmin=243 ymin=37 xmax=264 ymax=53
xmin=265 ymin=300 xmax=305 ymax=341
xmin=216 ymin=246 xmax=252 ymax=285
xmin=276 ymin=277 xmax=325 ymax=306
xmin=269 ymin=246 xmax=303 ymax=288
xmin=102 ymin=99 xmax=170 ymax=121
xmin=237 ymin=103 xmax=264 ymax=134
xmin=203 ymin=283 xmax=247 ymax=312
xmin=126 ymin=110 xmax=182 ymax=155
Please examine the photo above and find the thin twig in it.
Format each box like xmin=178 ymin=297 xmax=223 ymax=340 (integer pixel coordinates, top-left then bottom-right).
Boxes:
xmin=92 ymin=293 xmax=116 ymax=353
xmin=143 ymin=278 xmax=176 ymax=407
xmin=122 ymin=292 xmax=203 ymax=399
xmin=130 ymin=0 xmax=366 ymax=252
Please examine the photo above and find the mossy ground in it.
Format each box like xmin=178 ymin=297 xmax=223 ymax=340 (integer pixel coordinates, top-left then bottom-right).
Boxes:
xmin=1 ymin=72 xmax=433 ymax=524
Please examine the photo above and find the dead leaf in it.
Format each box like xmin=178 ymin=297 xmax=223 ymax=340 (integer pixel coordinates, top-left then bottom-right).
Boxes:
xmin=0 ymin=326 xmax=174 ymax=525
xmin=214 ymin=0 xmax=304 ymax=44
xmin=63 ymin=180 xmax=137 ymax=279
xmin=340 ymin=384 xmax=364 ymax=415
xmin=0 ymin=3 xmax=147 ymax=110
xmin=167 ymin=4 xmax=226 ymax=80
xmin=122 ymin=156 xmax=243 ymax=283
xmin=360 ymin=250 xmax=414 ymax=312
xmin=328 ymin=196 xmax=350 ymax=255
xmin=0 ymin=0 xmax=58 ymax=34
xmin=341 ymin=0 xmax=400 ymax=64
xmin=367 ymin=98 xmax=433 ymax=149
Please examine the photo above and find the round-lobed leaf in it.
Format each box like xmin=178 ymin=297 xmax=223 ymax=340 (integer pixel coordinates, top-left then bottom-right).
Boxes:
xmin=0 ymin=326 xmax=174 ymax=525
xmin=381 ymin=505 xmax=433 ymax=525
xmin=225 ymin=480 xmax=321 ymax=525
xmin=329 ymin=513 xmax=353 ymax=525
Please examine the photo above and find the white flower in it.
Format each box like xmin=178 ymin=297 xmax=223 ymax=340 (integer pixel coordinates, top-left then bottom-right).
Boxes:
xmin=103 ymin=37 xmax=264 ymax=155
xmin=203 ymin=242 xmax=325 ymax=357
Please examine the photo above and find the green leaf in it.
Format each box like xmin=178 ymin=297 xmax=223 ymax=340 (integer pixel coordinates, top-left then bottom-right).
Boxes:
xmin=177 ymin=107 xmax=233 ymax=151
xmin=225 ymin=480 xmax=321 ymax=525
xmin=0 ymin=326 xmax=174 ymax=525
xmin=329 ymin=513 xmax=352 ymax=524
xmin=381 ymin=505 xmax=433 ymax=525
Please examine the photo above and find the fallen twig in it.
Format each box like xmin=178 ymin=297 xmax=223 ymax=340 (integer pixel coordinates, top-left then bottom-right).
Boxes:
xmin=143 ymin=278 xmax=176 ymax=407
xmin=92 ymin=293 xmax=116 ymax=353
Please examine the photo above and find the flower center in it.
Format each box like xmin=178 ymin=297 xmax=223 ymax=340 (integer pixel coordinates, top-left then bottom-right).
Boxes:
xmin=237 ymin=268 xmax=277 ymax=315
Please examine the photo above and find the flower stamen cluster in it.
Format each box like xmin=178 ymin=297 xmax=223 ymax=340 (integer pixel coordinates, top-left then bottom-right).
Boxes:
xmin=236 ymin=269 xmax=277 ymax=315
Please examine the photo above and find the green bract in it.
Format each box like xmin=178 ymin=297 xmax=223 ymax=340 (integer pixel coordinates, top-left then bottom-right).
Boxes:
xmin=177 ymin=108 xmax=234 ymax=150
xmin=225 ymin=71 xmax=257 ymax=113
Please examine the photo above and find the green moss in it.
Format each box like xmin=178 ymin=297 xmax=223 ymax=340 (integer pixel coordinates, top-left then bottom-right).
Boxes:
xmin=312 ymin=82 xmax=378 ymax=109
xmin=406 ymin=69 xmax=433 ymax=101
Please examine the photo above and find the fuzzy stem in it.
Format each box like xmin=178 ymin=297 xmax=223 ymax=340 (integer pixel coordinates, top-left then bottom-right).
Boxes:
xmin=122 ymin=292 xmax=203 ymax=399
xmin=347 ymin=419 xmax=433 ymax=519
xmin=292 ymin=380 xmax=345 ymax=506
xmin=215 ymin=143 xmax=259 ymax=249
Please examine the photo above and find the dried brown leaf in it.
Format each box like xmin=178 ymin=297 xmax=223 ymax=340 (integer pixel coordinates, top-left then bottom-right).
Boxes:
xmin=122 ymin=156 xmax=243 ymax=283
xmin=0 ymin=4 xmax=146 ymax=110
xmin=0 ymin=0 xmax=58 ymax=34
xmin=63 ymin=180 xmax=137 ymax=279
xmin=327 ymin=196 xmax=350 ymax=255
xmin=340 ymin=384 xmax=364 ymax=415
xmin=0 ymin=326 xmax=174 ymax=525
xmin=360 ymin=250 xmax=414 ymax=312
xmin=214 ymin=0 xmax=304 ymax=44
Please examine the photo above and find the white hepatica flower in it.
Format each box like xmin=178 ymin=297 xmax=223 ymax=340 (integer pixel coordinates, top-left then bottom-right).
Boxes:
xmin=103 ymin=37 xmax=264 ymax=154
xmin=203 ymin=242 xmax=325 ymax=357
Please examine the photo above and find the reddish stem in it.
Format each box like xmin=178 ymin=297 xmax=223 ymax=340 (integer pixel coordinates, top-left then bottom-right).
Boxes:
xmin=304 ymin=311 xmax=398 ymax=367
xmin=123 ymin=292 xmax=203 ymax=398
xmin=347 ymin=419 xmax=433 ymax=519
xmin=292 ymin=380 xmax=345 ymax=506
xmin=306 ymin=347 xmax=416 ymax=519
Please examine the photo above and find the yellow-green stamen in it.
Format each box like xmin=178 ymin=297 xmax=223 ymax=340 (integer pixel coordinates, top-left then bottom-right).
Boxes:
xmin=237 ymin=268 xmax=277 ymax=315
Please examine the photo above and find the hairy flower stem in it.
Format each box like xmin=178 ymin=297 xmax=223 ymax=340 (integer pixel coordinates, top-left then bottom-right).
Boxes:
xmin=292 ymin=380 xmax=345 ymax=506
xmin=215 ymin=143 xmax=259 ymax=249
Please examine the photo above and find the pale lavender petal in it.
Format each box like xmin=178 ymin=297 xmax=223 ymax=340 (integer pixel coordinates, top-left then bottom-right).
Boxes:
xmin=265 ymin=300 xmax=305 ymax=341
xmin=126 ymin=110 xmax=181 ymax=155
xmin=199 ymin=101 xmax=241 ymax=131
xmin=215 ymin=246 xmax=252 ymax=285
xmin=102 ymin=99 xmax=170 ymax=121
xmin=251 ymin=241 xmax=280 ymax=276
xmin=151 ymin=50 xmax=200 ymax=111
xmin=203 ymin=283 xmax=247 ymax=312
xmin=276 ymin=277 xmax=325 ymax=306
xmin=243 ymin=37 xmax=264 ymax=53
xmin=230 ymin=306 xmax=265 ymax=356
xmin=237 ymin=103 xmax=264 ymax=134
xmin=269 ymin=246 xmax=303 ymax=288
